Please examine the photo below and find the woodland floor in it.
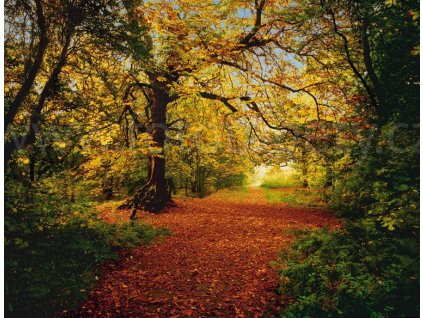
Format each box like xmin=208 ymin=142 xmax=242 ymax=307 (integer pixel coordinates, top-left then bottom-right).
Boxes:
xmin=72 ymin=187 xmax=339 ymax=318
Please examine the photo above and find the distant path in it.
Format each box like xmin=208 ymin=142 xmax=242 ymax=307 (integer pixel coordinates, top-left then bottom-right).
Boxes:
xmin=75 ymin=188 xmax=339 ymax=317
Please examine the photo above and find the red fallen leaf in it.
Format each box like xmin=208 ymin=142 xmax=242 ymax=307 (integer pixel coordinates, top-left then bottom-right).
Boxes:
xmin=191 ymin=268 xmax=199 ymax=276
xmin=74 ymin=188 xmax=339 ymax=317
xmin=182 ymin=309 xmax=194 ymax=315
xmin=153 ymin=275 xmax=166 ymax=283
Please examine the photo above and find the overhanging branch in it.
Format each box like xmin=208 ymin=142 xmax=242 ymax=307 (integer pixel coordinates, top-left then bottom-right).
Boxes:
xmin=198 ymin=92 xmax=238 ymax=113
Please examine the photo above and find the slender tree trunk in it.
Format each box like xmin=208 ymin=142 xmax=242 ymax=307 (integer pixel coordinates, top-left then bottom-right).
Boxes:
xmin=5 ymin=30 xmax=72 ymax=165
xmin=196 ymin=153 xmax=201 ymax=197
xmin=103 ymin=176 xmax=114 ymax=200
xmin=70 ymin=181 xmax=75 ymax=203
xmin=5 ymin=0 xmax=48 ymax=132
xmin=29 ymin=154 xmax=35 ymax=182
xmin=198 ymin=167 xmax=206 ymax=198
xmin=119 ymin=81 xmax=171 ymax=217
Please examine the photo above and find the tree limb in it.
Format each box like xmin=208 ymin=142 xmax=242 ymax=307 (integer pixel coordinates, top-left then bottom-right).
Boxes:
xmin=5 ymin=0 xmax=48 ymax=132
xmin=5 ymin=29 xmax=73 ymax=164
xmin=198 ymin=92 xmax=238 ymax=113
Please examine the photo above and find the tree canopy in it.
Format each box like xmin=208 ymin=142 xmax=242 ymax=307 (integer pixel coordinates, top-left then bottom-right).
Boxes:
xmin=4 ymin=0 xmax=419 ymax=316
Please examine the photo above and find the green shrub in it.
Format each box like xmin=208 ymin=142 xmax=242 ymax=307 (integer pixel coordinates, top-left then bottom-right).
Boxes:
xmin=261 ymin=178 xmax=302 ymax=189
xmin=5 ymin=178 xmax=169 ymax=318
xmin=274 ymin=222 xmax=419 ymax=317
xmin=263 ymin=188 xmax=324 ymax=207
xmin=274 ymin=135 xmax=419 ymax=317
xmin=216 ymin=172 xmax=247 ymax=189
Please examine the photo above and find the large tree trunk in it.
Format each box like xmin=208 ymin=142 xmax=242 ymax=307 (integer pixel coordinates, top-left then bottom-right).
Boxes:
xmin=119 ymin=82 xmax=171 ymax=218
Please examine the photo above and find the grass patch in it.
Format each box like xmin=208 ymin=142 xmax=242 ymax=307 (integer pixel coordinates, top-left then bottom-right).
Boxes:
xmin=178 ymin=186 xmax=250 ymax=201
xmin=260 ymin=175 xmax=303 ymax=189
xmin=263 ymin=188 xmax=324 ymax=207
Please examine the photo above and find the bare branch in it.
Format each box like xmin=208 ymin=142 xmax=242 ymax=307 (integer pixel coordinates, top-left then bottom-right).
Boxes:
xmin=198 ymin=92 xmax=238 ymax=113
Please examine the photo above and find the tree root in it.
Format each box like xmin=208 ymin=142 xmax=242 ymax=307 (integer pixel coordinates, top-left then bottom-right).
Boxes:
xmin=118 ymin=183 xmax=172 ymax=219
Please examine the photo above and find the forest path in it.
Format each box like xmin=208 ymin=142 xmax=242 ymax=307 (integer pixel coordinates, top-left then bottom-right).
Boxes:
xmin=76 ymin=188 xmax=338 ymax=317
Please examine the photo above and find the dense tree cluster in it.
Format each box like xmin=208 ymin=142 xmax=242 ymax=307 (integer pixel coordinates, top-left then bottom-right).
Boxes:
xmin=4 ymin=0 xmax=419 ymax=316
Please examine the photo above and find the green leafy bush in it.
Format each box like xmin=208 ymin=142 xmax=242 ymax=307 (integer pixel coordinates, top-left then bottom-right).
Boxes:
xmin=260 ymin=175 xmax=302 ymax=189
xmin=215 ymin=172 xmax=248 ymax=189
xmin=275 ymin=128 xmax=419 ymax=317
xmin=275 ymin=222 xmax=419 ymax=317
xmin=5 ymin=178 xmax=168 ymax=318
xmin=274 ymin=122 xmax=419 ymax=317
xmin=263 ymin=188 xmax=324 ymax=207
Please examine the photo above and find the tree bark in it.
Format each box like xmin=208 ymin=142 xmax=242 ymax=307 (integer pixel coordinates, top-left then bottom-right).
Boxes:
xmin=29 ymin=154 xmax=35 ymax=182
xmin=198 ymin=167 xmax=206 ymax=198
xmin=5 ymin=29 xmax=72 ymax=165
xmin=119 ymin=81 xmax=171 ymax=217
xmin=5 ymin=0 xmax=48 ymax=132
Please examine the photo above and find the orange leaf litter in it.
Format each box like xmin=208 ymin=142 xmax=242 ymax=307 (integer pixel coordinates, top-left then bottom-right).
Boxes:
xmin=67 ymin=188 xmax=339 ymax=317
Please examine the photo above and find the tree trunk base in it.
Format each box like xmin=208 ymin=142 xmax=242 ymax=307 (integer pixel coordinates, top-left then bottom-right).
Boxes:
xmin=118 ymin=182 xmax=173 ymax=219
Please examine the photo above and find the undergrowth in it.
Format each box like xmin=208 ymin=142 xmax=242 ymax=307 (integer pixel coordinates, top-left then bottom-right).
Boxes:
xmin=5 ymin=178 xmax=169 ymax=318
xmin=260 ymin=170 xmax=303 ymax=189
xmin=263 ymin=188 xmax=324 ymax=207
xmin=274 ymin=222 xmax=419 ymax=317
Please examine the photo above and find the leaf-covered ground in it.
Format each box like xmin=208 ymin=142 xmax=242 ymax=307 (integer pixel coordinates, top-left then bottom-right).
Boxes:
xmin=70 ymin=188 xmax=339 ymax=317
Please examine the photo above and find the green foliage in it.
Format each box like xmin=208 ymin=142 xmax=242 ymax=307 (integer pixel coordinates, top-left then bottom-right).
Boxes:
xmin=275 ymin=222 xmax=419 ymax=317
xmin=260 ymin=168 xmax=303 ymax=189
xmin=263 ymin=188 xmax=324 ymax=207
xmin=5 ymin=178 xmax=168 ymax=318
xmin=275 ymin=124 xmax=419 ymax=317
xmin=260 ymin=179 xmax=302 ymax=189
xmin=276 ymin=124 xmax=419 ymax=317
xmin=4 ymin=0 xmax=419 ymax=316
xmin=330 ymin=123 xmax=419 ymax=230
xmin=216 ymin=172 xmax=248 ymax=189
xmin=363 ymin=0 xmax=419 ymax=122
xmin=274 ymin=0 xmax=419 ymax=315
